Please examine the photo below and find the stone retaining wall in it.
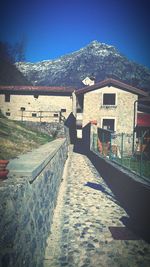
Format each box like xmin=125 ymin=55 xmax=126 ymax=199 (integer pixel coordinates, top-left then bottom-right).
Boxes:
xmin=87 ymin=147 xmax=150 ymax=242
xmin=20 ymin=121 xmax=67 ymax=138
xmin=0 ymin=138 xmax=68 ymax=267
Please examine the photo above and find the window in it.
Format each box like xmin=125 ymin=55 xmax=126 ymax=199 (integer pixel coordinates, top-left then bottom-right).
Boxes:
xmin=76 ymin=124 xmax=82 ymax=129
xmin=103 ymin=93 xmax=116 ymax=106
xmin=20 ymin=107 xmax=26 ymax=111
xmin=5 ymin=94 xmax=10 ymax=102
xmin=102 ymin=119 xmax=115 ymax=131
xmin=61 ymin=109 xmax=66 ymax=112
xmin=6 ymin=112 xmax=10 ymax=116
xmin=34 ymin=95 xmax=39 ymax=99
xmin=54 ymin=113 xmax=59 ymax=117
xmin=32 ymin=113 xmax=37 ymax=117
xmin=77 ymin=108 xmax=82 ymax=113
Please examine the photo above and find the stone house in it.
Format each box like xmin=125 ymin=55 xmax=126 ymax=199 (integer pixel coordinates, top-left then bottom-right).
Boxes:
xmin=0 ymin=85 xmax=74 ymax=122
xmin=0 ymin=79 xmax=148 ymax=139
xmin=75 ymin=79 xmax=148 ymax=138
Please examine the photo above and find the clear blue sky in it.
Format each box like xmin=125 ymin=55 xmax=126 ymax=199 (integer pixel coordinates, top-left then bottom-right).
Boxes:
xmin=0 ymin=0 xmax=150 ymax=68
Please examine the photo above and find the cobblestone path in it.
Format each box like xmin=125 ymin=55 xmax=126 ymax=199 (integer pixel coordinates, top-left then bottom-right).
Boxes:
xmin=44 ymin=147 xmax=150 ymax=267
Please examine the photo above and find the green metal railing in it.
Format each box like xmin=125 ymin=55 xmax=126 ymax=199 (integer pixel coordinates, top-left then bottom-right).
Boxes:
xmin=92 ymin=128 xmax=150 ymax=180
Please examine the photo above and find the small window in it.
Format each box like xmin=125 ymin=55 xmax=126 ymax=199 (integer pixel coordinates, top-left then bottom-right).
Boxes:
xmin=103 ymin=94 xmax=116 ymax=106
xmin=20 ymin=107 xmax=26 ymax=111
xmin=34 ymin=95 xmax=39 ymax=99
xmin=54 ymin=113 xmax=59 ymax=117
xmin=76 ymin=124 xmax=82 ymax=129
xmin=6 ymin=112 xmax=10 ymax=116
xmin=61 ymin=109 xmax=66 ymax=112
xmin=5 ymin=94 xmax=10 ymax=102
xmin=77 ymin=108 xmax=82 ymax=113
xmin=102 ymin=119 xmax=115 ymax=131
xmin=32 ymin=113 xmax=37 ymax=117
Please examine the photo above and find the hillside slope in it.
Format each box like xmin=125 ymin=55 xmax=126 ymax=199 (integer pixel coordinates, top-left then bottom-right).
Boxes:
xmin=16 ymin=41 xmax=150 ymax=91
xmin=0 ymin=114 xmax=53 ymax=159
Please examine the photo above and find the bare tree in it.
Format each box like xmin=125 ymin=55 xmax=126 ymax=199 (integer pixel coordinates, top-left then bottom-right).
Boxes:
xmin=11 ymin=38 xmax=26 ymax=62
xmin=0 ymin=42 xmax=13 ymax=62
xmin=0 ymin=39 xmax=26 ymax=63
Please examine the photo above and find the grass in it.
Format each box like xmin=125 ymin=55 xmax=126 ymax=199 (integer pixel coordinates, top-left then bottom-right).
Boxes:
xmin=0 ymin=115 xmax=54 ymax=160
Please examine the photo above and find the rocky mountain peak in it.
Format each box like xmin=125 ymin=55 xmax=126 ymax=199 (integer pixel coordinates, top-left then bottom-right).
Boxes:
xmin=15 ymin=41 xmax=150 ymax=91
xmin=85 ymin=40 xmax=120 ymax=55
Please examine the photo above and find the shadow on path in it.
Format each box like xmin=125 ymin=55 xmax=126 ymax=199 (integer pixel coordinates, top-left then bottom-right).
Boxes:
xmin=84 ymin=182 xmax=118 ymax=205
xmin=73 ymin=140 xmax=150 ymax=244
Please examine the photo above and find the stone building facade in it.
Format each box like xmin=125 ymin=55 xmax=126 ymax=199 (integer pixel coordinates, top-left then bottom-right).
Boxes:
xmin=82 ymin=86 xmax=137 ymax=133
xmin=0 ymin=79 xmax=148 ymax=136
xmin=76 ymin=79 xmax=147 ymax=136
xmin=0 ymin=86 xmax=74 ymax=122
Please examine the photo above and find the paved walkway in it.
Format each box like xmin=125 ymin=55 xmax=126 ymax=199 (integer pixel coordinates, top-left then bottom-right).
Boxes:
xmin=44 ymin=146 xmax=150 ymax=267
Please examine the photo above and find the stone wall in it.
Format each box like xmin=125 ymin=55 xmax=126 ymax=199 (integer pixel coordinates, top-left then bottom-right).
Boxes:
xmin=87 ymin=147 xmax=150 ymax=242
xmin=21 ymin=121 xmax=67 ymax=138
xmin=0 ymin=138 xmax=68 ymax=267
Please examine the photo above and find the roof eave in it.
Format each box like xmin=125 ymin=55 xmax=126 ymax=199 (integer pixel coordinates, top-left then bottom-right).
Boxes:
xmin=76 ymin=78 xmax=148 ymax=96
xmin=0 ymin=85 xmax=75 ymax=94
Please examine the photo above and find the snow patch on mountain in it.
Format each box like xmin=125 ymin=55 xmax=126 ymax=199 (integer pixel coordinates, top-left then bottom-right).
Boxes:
xmin=15 ymin=40 xmax=150 ymax=91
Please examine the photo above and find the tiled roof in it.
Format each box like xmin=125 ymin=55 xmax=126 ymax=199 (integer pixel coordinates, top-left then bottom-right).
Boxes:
xmin=0 ymin=85 xmax=75 ymax=94
xmin=76 ymin=78 xmax=148 ymax=96
xmin=0 ymin=79 xmax=149 ymax=96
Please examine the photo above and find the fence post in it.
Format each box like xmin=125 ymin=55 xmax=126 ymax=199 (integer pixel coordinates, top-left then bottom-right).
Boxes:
xmin=102 ymin=132 xmax=105 ymax=156
xmin=92 ymin=124 xmax=98 ymax=152
xmin=109 ymin=133 xmax=112 ymax=159
xmin=121 ymin=133 xmax=124 ymax=164
xmin=59 ymin=112 xmax=61 ymax=123
xmin=39 ymin=111 xmax=42 ymax=122
xmin=140 ymin=131 xmax=143 ymax=176
xmin=21 ymin=110 xmax=23 ymax=121
xmin=20 ymin=107 xmax=25 ymax=121
xmin=93 ymin=133 xmax=97 ymax=151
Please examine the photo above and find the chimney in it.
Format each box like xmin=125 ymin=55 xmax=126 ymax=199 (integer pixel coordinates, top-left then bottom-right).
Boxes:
xmin=82 ymin=75 xmax=95 ymax=86
xmin=90 ymin=74 xmax=96 ymax=84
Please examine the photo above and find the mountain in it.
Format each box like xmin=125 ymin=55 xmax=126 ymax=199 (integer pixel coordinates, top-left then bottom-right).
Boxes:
xmin=15 ymin=41 xmax=150 ymax=91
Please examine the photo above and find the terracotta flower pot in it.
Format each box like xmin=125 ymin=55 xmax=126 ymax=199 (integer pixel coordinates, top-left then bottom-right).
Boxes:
xmin=0 ymin=170 xmax=9 ymax=179
xmin=0 ymin=160 xmax=9 ymax=165
xmin=90 ymin=120 xmax=97 ymax=125
xmin=0 ymin=160 xmax=9 ymax=180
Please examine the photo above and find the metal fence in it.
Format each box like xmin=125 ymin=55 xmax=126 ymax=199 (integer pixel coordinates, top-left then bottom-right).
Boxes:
xmin=92 ymin=127 xmax=150 ymax=180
